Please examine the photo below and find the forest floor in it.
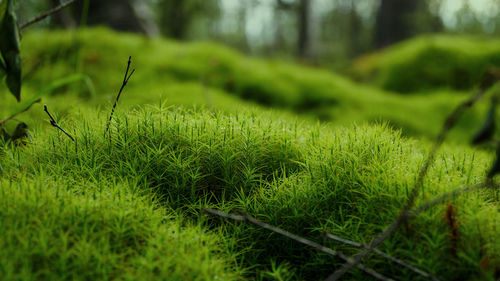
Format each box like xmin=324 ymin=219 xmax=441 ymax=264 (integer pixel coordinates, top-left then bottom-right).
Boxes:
xmin=0 ymin=28 xmax=499 ymax=281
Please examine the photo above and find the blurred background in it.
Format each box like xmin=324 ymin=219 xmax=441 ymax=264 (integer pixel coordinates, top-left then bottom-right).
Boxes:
xmin=5 ymin=0 xmax=500 ymax=143
xmin=17 ymin=0 xmax=500 ymax=68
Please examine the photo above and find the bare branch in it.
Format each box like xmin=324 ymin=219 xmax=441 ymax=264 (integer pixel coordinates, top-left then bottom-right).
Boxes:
xmin=202 ymin=208 xmax=394 ymax=281
xmin=105 ymin=56 xmax=135 ymax=135
xmin=20 ymin=0 xmax=77 ymax=30
xmin=0 ymin=98 xmax=41 ymax=127
xmin=323 ymin=232 xmax=439 ymax=281
xmin=44 ymin=104 xmax=74 ymax=141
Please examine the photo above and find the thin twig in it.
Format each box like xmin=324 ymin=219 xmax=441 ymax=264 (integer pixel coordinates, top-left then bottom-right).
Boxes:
xmin=105 ymin=56 xmax=135 ymax=135
xmin=327 ymin=86 xmax=489 ymax=281
xmin=0 ymin=98 xmax=41 ymax=127
xmin=323 ymin=232 xmax=439 ymax=281
xmin=44 ymin=104 xmax=74 ymax=141
xmin=409 ymin=181 xmax=497 ymax=220
xmin=202 ymin=208 xmax=394 ymax=281
xmin=20 ymin=0 xmax=77 ymax=30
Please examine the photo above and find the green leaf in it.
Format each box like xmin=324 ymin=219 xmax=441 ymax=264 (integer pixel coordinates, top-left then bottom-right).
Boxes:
xmin=0 ymin=0 xmax=21 ymax=102
xmin=0 ymin=0 xmax=7 ymax=20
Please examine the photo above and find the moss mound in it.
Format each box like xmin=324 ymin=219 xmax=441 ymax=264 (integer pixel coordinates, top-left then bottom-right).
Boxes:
xmin=0 ymin=178 xmax=240 ymax=281
xmin=352 ymin=35 xmax=500 ymax=93
xmin=1 ymin=105 xmax=497 ymax=280
xmin=9 ymin=27 xmax=494 ymax=142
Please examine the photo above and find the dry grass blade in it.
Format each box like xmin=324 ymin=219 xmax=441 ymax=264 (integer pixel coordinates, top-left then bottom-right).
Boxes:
xmin=202 ymin=208 xmax=394 ymax=281
xmin=326 ymin=79 xmax=494 ymax=281
xmin=323 ymin=232 xmax=439 ymax=281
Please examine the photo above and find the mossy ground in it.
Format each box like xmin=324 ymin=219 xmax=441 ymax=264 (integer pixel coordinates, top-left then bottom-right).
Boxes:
xmin=351 ymin=35 xmax=500 ymax=93
xmin=0 ymin=28 xmax=499 ymax=280
xmin=9 ymin=28 xmax=498 ymax=141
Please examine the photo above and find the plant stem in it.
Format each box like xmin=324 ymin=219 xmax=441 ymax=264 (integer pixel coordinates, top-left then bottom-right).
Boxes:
xmin=105 ymin=56 xmax=135 ymax=135
xmin=44 ymin=104 xmax=75 ymax=142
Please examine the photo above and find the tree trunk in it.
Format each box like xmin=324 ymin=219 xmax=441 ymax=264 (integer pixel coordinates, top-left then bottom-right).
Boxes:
xmin=161 ymin=1 xmax=187 ymax=39
xmin=50 ymin=0 xmax=76 ymax=28
xmin=348 ymin=0 xmax=362 ymax=57
xmin=374 ymin=0 xmax=418 ymax=48
xmin=297 ymin=0 xmax=311 ymax=58
xmin=73 ymin=0 xmax=158 ymax=36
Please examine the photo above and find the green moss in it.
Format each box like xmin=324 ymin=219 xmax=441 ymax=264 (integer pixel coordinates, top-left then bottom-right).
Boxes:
xmin=1 ymin=105 xmax=497 ymax=280
xmin=10 ymin=27 xmax=496 ymax=142
xmin=1 ymin=29 xmax=499 ymax=280
xmin=0 ymin=178 xmax=240 ymax=281
xmin=352 ymin=35 xmax=500 ymax=93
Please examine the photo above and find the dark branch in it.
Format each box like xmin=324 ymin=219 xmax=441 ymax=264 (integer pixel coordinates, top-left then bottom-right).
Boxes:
xmin=20 ymin=0 xmax=77 ymax=30
xmin=323 ymin=232 xmax=440 ymax=281
xmin=0 ymin=98 xmax=41 ymax=127
xmin=202 ymin=208 xmax=393 ymax=281
xmin=105 ymin=56 xmax=135 ymax=135
xmin=44 ymin=104 xmax=74 ymax=141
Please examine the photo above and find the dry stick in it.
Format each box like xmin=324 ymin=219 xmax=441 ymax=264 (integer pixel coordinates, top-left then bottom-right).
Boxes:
xmin=0 ymin=98 xmax=41 ymax=127
xmin=44 ymin=104 xmax=74 ymax=141
xmin=105 ymin=56 xmax=135 ymax=135
xmin=202 ymin=208 xmax=394 ymax=281
xmin=19 ymin=0 xmax=77 ymax=30
xmin=326 ymin=86 xmax=490 ymax=281
xmin=323 ymin=232 xmax=440 ymax=281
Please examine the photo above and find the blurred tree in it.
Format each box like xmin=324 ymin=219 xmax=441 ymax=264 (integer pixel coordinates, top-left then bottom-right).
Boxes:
xmin=17 ymin=0 xmax=500 ymax=66
xmin=347 ymin=1 xmax=362 ymax=57
xmin=274 ymin=0 xmax=295 ymax=55
xmin=374 ymin=0 xmax=418 ymax=47
xmin=276 ymin=0 xmax=311 ymax=58
xmin=73 ymin=0 xmax=159 ymax=36
xmin=374 ymin=0 xmax=441 ymax=48
xmin=314 ymin=0 xmax=366 ymax=63
xmin=454 ymin=1 xmax=484 ymax=34
xmin=50 ymin=0 xmax=76 ymax=28
xmin=297 ymin=0 xmax=311 ymax=58
xmin=231 ymin=1 xmax=250 ymax=51
xmin=157 ymin=0 xmax=219 ymax=39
